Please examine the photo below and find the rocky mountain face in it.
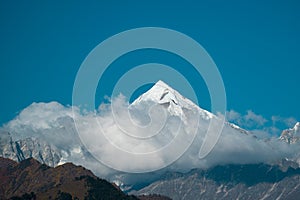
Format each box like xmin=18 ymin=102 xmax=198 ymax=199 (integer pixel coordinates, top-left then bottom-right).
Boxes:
xmin=134 ymin=163 xmax=300 ymax=200
xmin=0 ymin=131 xmax=61 ymax=167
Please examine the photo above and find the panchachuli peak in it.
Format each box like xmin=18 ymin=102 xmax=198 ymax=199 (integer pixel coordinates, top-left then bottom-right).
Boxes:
xmin=131 ymin=80 xmax=214 ymax=121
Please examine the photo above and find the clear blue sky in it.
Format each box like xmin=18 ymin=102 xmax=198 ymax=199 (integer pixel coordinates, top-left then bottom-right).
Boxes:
xmin=0 ymin=0 xmax=299 ymax=126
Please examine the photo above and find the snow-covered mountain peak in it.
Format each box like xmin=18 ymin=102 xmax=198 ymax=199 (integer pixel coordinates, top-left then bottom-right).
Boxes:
xmin=133 ymin=80 xmax=192 ymax=106
xmin=131 ymin=80 xmax=214 ymax=121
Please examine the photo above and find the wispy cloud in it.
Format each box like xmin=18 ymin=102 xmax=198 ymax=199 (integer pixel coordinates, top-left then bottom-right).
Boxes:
xmin=244 ymin=110 xmax=268 ymax=127
xmin=227 ymin=109 xmax=298 ymax=136
xmin=272 ymin=115 xmax=297 ymax=127
xmin=227 ymin=110 xmax=267 ymax=129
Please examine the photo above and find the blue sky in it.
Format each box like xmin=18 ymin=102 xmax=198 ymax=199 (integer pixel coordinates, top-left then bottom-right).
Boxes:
xmin=0 ymin=1 xmax=299 ymax=131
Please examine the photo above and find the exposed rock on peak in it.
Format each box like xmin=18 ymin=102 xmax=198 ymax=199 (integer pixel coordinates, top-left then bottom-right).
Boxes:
xmin=280 ymin=122 xmax=300 ymax=144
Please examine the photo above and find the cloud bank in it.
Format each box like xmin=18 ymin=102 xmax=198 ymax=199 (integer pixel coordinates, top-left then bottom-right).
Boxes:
xmin=1 ymin=99 xmax=300 ymax=186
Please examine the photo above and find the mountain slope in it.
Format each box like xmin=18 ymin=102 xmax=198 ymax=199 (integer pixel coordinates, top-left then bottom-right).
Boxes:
xmin=134 ymin=163 xmax=300 ymax=200
xmin=0 ymin=157 xmax=139 ymax=200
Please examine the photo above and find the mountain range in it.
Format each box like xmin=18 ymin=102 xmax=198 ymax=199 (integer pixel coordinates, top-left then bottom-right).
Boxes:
xmin=0 ymin=80 xmax=300 ymax=199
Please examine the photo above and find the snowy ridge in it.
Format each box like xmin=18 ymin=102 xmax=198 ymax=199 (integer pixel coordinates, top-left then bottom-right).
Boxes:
xmin=225 ymin=122 xmax=249 ymax=135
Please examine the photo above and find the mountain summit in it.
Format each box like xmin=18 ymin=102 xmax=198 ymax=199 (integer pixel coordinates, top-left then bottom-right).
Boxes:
xmin=132 ymin=80 xmax=197 ymax=108
xmin=131 ymin=80 xmax=214 ymax=121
